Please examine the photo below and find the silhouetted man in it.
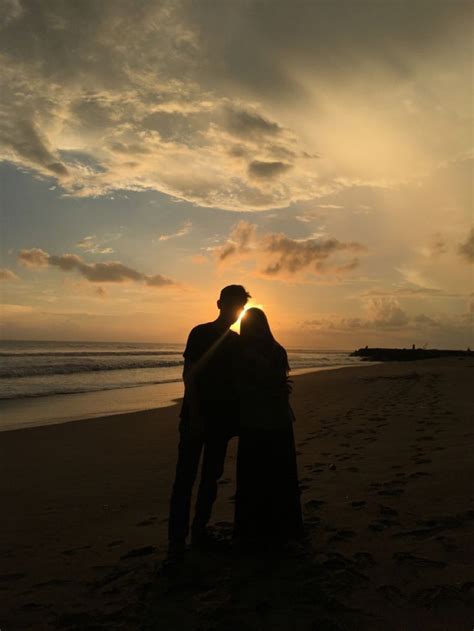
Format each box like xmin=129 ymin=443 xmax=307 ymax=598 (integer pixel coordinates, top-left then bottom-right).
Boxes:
xmin=167 ymin=285 xmax=251 ymax=560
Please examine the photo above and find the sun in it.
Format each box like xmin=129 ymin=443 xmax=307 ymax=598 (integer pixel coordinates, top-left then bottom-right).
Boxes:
xmin=231 ymin=302 xmax=265 ymax=333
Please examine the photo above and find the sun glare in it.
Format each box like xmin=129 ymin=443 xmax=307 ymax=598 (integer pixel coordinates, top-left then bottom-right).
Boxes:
xmin=231 ymin=302 xmax=265 ymax=333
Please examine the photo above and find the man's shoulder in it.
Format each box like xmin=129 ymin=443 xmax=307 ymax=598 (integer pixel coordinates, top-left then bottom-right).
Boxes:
xmin=188 ymin=322 xmax=216 ymax=336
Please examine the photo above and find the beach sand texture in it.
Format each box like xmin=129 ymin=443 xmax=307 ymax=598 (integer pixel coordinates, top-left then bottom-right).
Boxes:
xmin=1 ymin=358 xmax=473 ymax=630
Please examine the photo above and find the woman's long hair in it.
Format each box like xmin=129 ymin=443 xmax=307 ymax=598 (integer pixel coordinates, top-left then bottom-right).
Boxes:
xmin=240 ymin=308 xmax=291 ymax=376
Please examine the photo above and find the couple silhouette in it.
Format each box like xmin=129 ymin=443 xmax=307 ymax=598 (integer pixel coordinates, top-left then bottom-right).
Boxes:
xmin=167 ymin=285 xmax=304 ymax=563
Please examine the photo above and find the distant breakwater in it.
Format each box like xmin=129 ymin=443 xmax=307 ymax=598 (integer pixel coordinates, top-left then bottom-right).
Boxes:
xmin=351 ymin=347 xmax=472 ymax=362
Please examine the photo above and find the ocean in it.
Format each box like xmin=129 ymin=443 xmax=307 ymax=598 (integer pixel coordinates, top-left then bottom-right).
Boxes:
xmin=0 ymin=340 xmax=366 ymax=431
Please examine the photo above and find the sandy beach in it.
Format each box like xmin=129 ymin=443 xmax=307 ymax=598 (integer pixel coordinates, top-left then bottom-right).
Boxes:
xmin=1 ymin=358 xmax=473 ymax=630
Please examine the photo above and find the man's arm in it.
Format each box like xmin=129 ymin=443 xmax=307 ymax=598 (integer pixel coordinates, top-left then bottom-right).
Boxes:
xmin=182 ymin=358 xmax=205 ymax=435
xmin=183 ymin=358 xmax=200 ymax=417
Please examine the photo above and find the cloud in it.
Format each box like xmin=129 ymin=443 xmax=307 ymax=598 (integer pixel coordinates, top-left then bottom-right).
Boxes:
xmin=18 ymin=248 xmax=174 ymax=288
xmin=76 ymin=232 xmax=123 ymax=254
xmin=217 ymin=221 xmax=258 ymax=261
xmin=366 ymin=297 xmax=409 ymax=328
xmin=430 ymin=233 xmax=447 ymax=258
xmin=303 ymin=299 xmax=469 ymax=334
xmin=1 ymin=2 xmax=469 ymax=210
xmin=17 ymin=247 xmax=50 ymax=267
xmin=261 ymin=233 xmax=366 ymax=275
xmin=215 ymin=221 xmax=367 ymax=278
xmin=248 ymin=160 xmax=293 ymax=180
xmin=1 ymin=118 xmax=69 ymax=177
xmin=0 ymin=267 xmax=19 ymax=281
xmin=157 ymin=220 xmax=192 ymax=241
xmin=222 ymin=106 xmax=282 ymax=139
xmin=413 ymin=313 xmax=439 ymax=327
xmin=362 ymin=284 xmax=451 ymax=298
xmin=458 ymin=228 xmax=474 ymax=263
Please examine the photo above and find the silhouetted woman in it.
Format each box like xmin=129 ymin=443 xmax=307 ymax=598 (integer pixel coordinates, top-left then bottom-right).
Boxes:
xmin=234 ymin=308 xmax=304 ymax=545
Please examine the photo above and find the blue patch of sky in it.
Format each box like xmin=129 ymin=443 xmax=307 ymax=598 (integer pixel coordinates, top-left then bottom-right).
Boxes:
xmin=1 ymin=162 xmax=326 ymax=279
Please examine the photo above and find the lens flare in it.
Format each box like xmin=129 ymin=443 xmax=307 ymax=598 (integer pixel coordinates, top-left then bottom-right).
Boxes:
xmin=231 ymin=302 xmax=265 ymax=333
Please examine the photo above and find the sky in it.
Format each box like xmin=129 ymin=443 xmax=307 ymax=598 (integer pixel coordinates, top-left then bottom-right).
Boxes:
xmin=0 ymin=0 xmax=472 ymax=349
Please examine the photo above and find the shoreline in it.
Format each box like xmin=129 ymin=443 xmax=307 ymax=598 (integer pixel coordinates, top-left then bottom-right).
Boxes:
xmin=0 ymin=362 xmax=377 ymax=433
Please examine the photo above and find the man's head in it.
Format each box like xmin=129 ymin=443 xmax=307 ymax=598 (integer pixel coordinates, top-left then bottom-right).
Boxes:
xmin=217 ymin=285 xmax=251 ymax=325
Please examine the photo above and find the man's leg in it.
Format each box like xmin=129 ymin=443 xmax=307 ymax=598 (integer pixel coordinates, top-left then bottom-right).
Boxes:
xmin=168 ymin=431 xmax=204 ymax=548
xmin=191 ymin=431 xmax=229 ymax=537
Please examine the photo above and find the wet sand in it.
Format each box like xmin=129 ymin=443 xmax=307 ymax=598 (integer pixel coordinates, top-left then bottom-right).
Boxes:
xmin=1 ymin=358 xmax=473 ymax=630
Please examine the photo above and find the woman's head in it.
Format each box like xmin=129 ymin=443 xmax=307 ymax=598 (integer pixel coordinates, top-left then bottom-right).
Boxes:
xmin=240 ymin=307 xmax=274 ymax=343
xmin=240 ymin=308 xmax=290 ymax=373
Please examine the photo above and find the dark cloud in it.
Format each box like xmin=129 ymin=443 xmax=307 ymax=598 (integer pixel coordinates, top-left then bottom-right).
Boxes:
xmin=458 ymin=228 xmax=474 ymax=263
xmin=183 ymin=0 xmax=471 ymax=100
xmin=248 ymin=160 xmax=292 ymax=179
xmin=222 ymin=106 xmax=281 ymax=138
xmin=262 ymin=234 xmax=367 ymax=275
xmin=216 ymin=221 xmax=367 ymax=278
xmin=18 ymin=248 xmax=174 ymax=288
xmin=0 ymin=119 xmax=69 ymax=176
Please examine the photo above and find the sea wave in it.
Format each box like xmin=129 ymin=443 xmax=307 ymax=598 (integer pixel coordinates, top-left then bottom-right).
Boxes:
xmin=0 ymin=358 xmax=184 ymax=379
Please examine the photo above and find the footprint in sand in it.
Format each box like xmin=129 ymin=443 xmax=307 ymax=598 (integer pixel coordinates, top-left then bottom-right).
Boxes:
xmin=120 ymin=545 xmax=156 ymax=560
xmin=329 ymin=529 xmax=356 ymax=542
xmin=377 ymin=584 xmax=406 ymax=606
xmin=378 ymin=488 xmax=404 ymax=497
xmin=393 ymin=552 xmax=446 ymax=568
xmin=61 ymin=545 xmax=91 ymax=556
xmin=136 ymin=517 xmax=156 ymax=527
xmin=410 ymin=584 xmax=472 ymax=608
xmin=369 ymin=518 xmax=399 ymax=532
xmin=379 ymin=505 xmax=398 ymax=516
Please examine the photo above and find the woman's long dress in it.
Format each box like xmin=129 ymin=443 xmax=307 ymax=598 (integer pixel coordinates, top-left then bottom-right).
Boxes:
xmin=234 ymin=343 xmax=304 ymax=543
